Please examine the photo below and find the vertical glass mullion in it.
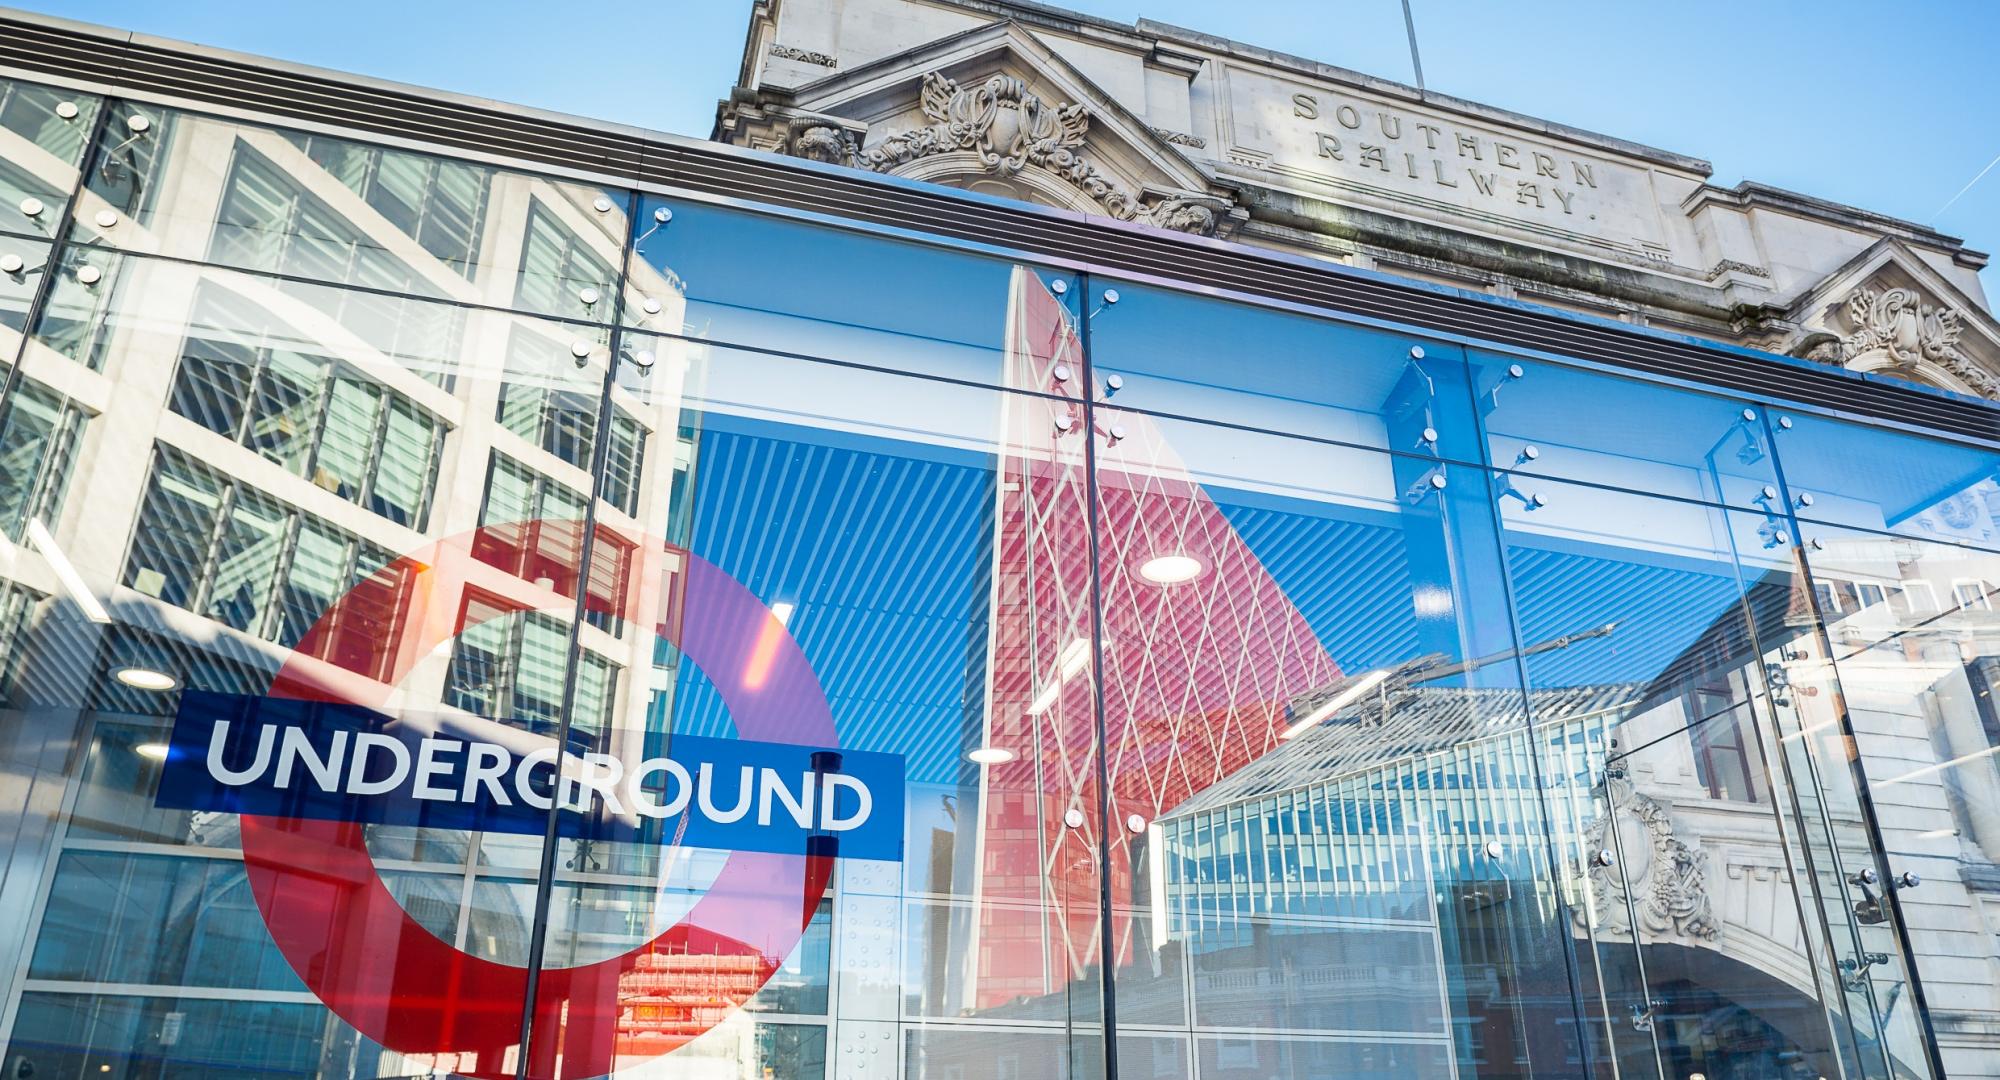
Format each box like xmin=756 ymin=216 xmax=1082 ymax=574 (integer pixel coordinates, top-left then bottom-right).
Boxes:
xmin=188 ymin=475 xmax=240 ymax=617
xmin=514 ymin=188 xmax=639 ymax=1078
xmin=354 ymin=379 xmax=395 ymax=509
xmin=1055 ymin=268 xmax=1114 ymax=1080
xmin=1468 ymin=447 xmax=1650 ymax=1080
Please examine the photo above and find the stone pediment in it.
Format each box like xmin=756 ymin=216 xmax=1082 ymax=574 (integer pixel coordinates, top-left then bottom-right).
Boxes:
xmin=1783 ymin=239 xmax=2000 ymax=400
xmin=722 ymin=19 xmax=1242 ymax=236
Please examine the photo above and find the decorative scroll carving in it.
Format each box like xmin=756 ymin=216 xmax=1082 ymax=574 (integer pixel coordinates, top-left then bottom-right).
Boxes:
xmin=1832 ymin=285 xmax=1997 ymax=397
xmin=770 ymin=44 xmax=838 ymax=68
xmin=1705 ymin=258 xmax=1770 ymax=281
xmin=1152 ymin=127 xmax=1208 ymax=149
xmin=1574 ymin=771 xmax=1720 ymax=943
xmin=783 ymin=72 xmax=1233 ymax=235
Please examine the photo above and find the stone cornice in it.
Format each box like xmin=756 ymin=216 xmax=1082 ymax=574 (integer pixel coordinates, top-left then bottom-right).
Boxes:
xmin=1685 ymin=181 xmax=1987 ymax=267
xmin=891 ymin=0 xmax=1716 ymax=174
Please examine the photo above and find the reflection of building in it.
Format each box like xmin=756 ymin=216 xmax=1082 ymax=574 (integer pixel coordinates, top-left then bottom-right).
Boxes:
xmin=0 ymin=56 xmax=719 ymax=1080
xmin=617 ymin=949 xmax=771 ymax=1053
xmin=1 ymin=5 xmax=1999 ymax=1080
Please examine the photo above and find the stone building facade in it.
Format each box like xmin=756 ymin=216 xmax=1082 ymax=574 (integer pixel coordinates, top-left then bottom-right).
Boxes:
xmin=719 ymin=0 xmax=2000 ymax=399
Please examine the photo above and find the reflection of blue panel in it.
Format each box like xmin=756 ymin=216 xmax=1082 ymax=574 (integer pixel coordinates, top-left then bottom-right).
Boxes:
xmin=1215 ymin=499 xmax=1420 ymax=674
xmin=676 ymin=420 xmax=996 ymax=787
xmin=1217 ymin=482 xmax=1749 ymax=690
xmin=1508 ymin=546 xmax=1742 ymax=688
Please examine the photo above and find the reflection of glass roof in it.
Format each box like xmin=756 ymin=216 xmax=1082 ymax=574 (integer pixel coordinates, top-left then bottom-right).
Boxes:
xmin=1162 ymin=682 xmax=1641 ymax=820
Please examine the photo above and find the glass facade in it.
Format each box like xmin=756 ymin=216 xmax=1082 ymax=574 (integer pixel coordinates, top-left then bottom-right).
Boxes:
xmin=0 ymin=71 xmax=1993 ymax=1080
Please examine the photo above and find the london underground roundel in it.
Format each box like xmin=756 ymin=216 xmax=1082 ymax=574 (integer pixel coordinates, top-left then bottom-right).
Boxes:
xmin=152 ymin=523 xmax=900 ymax=1079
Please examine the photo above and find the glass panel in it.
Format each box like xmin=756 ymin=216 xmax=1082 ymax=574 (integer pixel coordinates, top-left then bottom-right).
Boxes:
xmin=69 ymin=101 xmax=630 ymax=321
xmin=1495 ymin=473 xmax=1926 ymax=1080
xmin=1085 ymin=279 xmax=1482 ymax=460
xmin=518 ymin=264 xmax=1105 ymax=1075
xmin=1088 ymin=358 xmax=1584 ymax=1080
xmin=0 ymin=159 xmax=634 ymax=1077
xmin=1770 ymin=410 xmax=2000 ymax=552
xmin=0 ymin=77 xmax=99 ymax=242
xmin=626 ymin=197 xmax=1062 ymax=388
xmin=1471 ymin=349 xmax=1783 ymax=510
xmin=1797 ymin=524 xmax=2000 ymax=1079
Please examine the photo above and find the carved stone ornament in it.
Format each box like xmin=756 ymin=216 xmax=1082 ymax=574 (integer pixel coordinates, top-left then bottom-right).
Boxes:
xmin=784 ymin=72 xmax=1232 ymax=235
xmin=1573 ymin=771 xmax=1720 ymax=943
xmin=1830 ymin=285 xmax=1998 ymax=397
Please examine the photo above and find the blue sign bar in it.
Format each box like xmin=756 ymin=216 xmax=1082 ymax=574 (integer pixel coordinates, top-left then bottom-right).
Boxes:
xmin=156 ymin=689 xmax=905 ymax=861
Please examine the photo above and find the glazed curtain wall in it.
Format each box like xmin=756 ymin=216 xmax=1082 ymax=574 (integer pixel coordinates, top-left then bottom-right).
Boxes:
xmin=0 ymin=74 xmax=1991 ymax=1080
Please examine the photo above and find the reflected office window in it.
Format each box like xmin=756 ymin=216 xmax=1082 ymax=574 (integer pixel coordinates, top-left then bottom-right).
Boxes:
xmin=515 ymin=198 xmax=616 ymax=318
xmin=1904 ymin=579 xmax=1939 ymax=614
xmin=1685 ymin=680 xmax=1764 ymax=803
xmin=210 ymin=143 xmax=432 ymax=297
xmin=285 ymin=132 xmax=489 ymax=278
xmin=443 ymin=591 xmax=617 ymax=744
xmin=167 ymin=285 xmax=444 ymax=527
xmin=496 ymin=324 xmax=650 ymax=516
xmin=1956 ymin=579 xmax=1993 ymax=612
xmin=473 ymin=453 xmax=633 ymax=634
xmin=0 ymin=366 xmax=86 ymax=541
xmin=120 ymin=447 xmax=413 ymax=676
xmin=601 ymin=410 xmax=646 ymax=517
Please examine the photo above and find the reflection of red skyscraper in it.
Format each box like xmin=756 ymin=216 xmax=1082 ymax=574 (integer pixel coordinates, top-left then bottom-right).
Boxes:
xmin=972 ymin=270 xmax=1341 ymax=1007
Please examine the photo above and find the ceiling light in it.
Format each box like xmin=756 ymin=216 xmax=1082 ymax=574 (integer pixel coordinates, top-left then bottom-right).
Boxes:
xmin=27 ymin=518 xmax=110 ymax=623
xmin=134 ymin=743 xmax=169 ymax=761
xmin=770 ymin=601 xmax=795 ymax=626
xmin=1138 ymin=554 xmax=1203 ymax=585
xmin=1028 ymin=638 xmax=1096 ymax=715
xmin=967 ymin=746 xmax=1015 ymax=765
xmin=1280 ymin=669 xmax=1389 ymax=740
xmin=115 ymin=666 xmax=178 ymax=692
xmin=1057 ymin=637 xmax=1091 ymax=680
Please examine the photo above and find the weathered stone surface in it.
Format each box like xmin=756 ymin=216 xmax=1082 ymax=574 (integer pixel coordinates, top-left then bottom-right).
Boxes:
xmin=718 ymin=0 xmax=1999 ymax=397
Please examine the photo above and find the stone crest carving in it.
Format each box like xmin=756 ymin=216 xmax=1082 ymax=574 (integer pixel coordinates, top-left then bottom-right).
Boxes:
xmin=785 ymin=71 xmax=1232 ymax=236
xmin=1827 ymin=285 xmax=1998 ymax=397
xmin=1573 ymin=770 xmax=1720 ymax=942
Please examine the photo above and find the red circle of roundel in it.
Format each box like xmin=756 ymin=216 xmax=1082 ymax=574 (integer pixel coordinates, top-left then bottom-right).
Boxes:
xmin=237 ymin=526 xmax=837 ymax=1079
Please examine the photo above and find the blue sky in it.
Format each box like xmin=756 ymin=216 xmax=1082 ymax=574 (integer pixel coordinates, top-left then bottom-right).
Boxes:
xmin=34 ymin=0 xmax=2000 ymax=295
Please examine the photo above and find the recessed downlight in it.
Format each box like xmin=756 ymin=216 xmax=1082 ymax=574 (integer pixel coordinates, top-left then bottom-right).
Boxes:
xmin=967 ymin=746 xmax=1016 ymax=766
xmin=134 ymin=742 xmax=169 ymax=761
xmin=114 ymin=666 xmax=178 ymax=692
xmin=1138 ymin=553 xmax=1203 ymax=585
